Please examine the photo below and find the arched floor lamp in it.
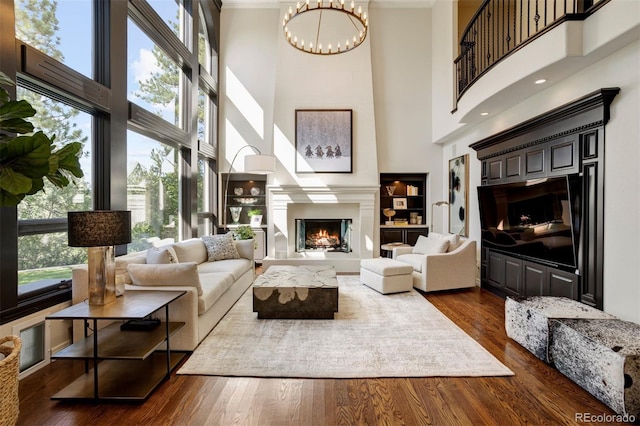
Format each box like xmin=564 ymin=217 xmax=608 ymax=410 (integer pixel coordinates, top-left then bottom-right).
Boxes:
xmin=430 ymin=201 xmax=449 ymax=234
xmin=222 ymin=145 xmax=276 ymax=230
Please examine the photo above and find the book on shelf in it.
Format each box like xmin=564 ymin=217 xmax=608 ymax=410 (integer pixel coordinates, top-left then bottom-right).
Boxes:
xmin=407 ymin=185 xmax=419 ymax=196
xmin=394 ymin=219 xmax=408 ymax=226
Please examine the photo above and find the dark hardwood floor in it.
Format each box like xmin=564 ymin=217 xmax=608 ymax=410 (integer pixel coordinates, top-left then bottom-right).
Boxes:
xmin=17 ymin=282 xmax=621 ymax=425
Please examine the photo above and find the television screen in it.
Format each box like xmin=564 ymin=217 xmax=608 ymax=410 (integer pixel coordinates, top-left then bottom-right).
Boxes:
xmin=477 ymin=176 xmax=580 ymax=268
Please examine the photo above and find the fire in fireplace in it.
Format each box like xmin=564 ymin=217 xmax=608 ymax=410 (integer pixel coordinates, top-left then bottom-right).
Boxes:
xmin=295 ymin=219 xmax=352 ymax=253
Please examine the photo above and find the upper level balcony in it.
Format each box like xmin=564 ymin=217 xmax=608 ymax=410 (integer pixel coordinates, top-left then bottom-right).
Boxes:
xmin=455 ymin=0 xmax=611 ymax=104
xmin=436 ymin=0 xmax=639 ymax=139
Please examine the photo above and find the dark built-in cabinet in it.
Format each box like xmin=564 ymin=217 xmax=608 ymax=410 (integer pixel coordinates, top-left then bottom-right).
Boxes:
xmin=471 ymin=88 xmax=619 ymax=310
xmin=379 ymin=173 xmax=429 ymax=252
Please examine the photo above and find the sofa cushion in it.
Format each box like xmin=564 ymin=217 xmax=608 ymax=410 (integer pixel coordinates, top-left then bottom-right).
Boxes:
xmin=146 ymin=244 xmax=179 ymax=264
xmin=197 ymin=272 xmax=235 ymax=314
xmin=201 ymin=233 xmax=240 ymax=261
xmin=173 ymin=238 xmax=208 ymax=264
xmin=127 ymin=262 xmax=203 ymax=296
xmin=413 ymin=235 xmax=449 ymax=255
xmin=396 ymin=254 xmax=424 ymax=273
xmin=197 ymin=258 xmax=252 ymax=281
xmin=429 ymin=232 xmax=461 ymax=252
xmin=115 ymin=253 xmax=147 ymax=285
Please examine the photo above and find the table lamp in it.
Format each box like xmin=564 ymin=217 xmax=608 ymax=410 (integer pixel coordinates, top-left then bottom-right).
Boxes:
xmin=68 ymin=210 xmax=131 ymax=305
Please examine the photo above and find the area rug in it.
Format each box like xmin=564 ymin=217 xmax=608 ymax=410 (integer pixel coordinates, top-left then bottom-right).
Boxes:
xmin=177 ymin=276 xmax=514 ymax=378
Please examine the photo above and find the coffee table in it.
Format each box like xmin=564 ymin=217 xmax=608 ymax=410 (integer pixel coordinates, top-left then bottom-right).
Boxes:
xmin=252 ymin=265 xmax=338 ymax=319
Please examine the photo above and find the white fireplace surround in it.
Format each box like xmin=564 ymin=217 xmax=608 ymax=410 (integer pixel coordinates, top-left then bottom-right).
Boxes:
xmin=264 ymin=185 xmax=379 ymax=272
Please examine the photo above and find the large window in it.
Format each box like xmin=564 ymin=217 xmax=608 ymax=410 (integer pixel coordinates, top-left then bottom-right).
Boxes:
xmin=1 ymin=0 xmax=221 ymax=323
xmin=127 ymin=131 xmax=180 ymax=251
xmin=14 ymin=0 xmax=93 ymax=78
xmin=127 ymin=18 xmax=184 ymax=128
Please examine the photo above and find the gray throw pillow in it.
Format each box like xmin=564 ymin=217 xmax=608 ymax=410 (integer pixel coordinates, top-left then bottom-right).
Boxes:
xmin=201 ymin=233 xmax=240 ymax=261
xmin=146 ymin=245 xmax=179 ymax=264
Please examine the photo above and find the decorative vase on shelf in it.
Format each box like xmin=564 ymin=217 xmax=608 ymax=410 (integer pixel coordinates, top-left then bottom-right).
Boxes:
xmin=229 ymin=206 xmax=242 ymax=224
xmin=385 ymin=185 xmax=396 ymax=196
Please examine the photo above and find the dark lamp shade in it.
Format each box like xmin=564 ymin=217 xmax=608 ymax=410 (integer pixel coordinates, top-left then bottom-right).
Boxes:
xmin=67 ymin=211 xmax=132 ymax=247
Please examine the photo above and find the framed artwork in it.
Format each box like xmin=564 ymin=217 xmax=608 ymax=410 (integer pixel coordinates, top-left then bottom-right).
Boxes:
xmin=250 ymin=215 xmax=263 ymax=227
xmin=295 ymin=109 xmax=353 ymax=173
xmin=393 ymin=198 xmax=407 ymax=210
xmin=449 ymin=154 xmax=469 ymax=236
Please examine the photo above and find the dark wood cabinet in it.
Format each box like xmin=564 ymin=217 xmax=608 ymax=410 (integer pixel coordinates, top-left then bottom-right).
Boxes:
xmin=379 ymin=173 xmax=428 ymax=255
xmin=221 ymin=173 xmax=267 ymax=227
xmin=472 ymin=88 xmax=619 ymax=309
xmin=486 ymin=250 xmax=579 ymax=300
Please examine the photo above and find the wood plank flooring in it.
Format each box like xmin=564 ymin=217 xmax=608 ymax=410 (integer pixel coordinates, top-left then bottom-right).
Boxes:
xmin=17 ymin=284 xmax=620 ymax=425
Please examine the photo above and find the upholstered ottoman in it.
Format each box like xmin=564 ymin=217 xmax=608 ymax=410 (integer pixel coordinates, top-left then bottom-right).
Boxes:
xmin=549 ymin=319 xmax=640 ymax=417
xmin=360 ymin=258 xmax=413 ymax=294
xmin=505 ymin=296 xmax=615 ymax=363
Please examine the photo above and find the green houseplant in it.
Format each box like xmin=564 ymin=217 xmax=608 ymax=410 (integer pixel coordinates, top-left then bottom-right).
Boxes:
xmin=233 ymin=225 xmax=255 ymax=241
xmin=0 ymin=71 xmax=83 ymax=207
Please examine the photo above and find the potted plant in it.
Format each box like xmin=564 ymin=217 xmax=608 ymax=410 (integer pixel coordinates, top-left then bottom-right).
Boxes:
xmin=0 ymin=71 xmax=83 ymax=207
xmin=247 ymin=208 xmax=262 ymax=218
xmin=233 ymin=225 xmax=255 ymax=241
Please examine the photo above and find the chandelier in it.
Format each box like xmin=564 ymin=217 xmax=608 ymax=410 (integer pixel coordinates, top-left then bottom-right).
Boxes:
xmin=283 ymin=0 xmax=369 ymax=55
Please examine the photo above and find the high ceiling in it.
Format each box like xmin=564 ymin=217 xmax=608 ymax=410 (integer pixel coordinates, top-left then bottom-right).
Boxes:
xmin=222 ymin=0 xmax=436 ymax=8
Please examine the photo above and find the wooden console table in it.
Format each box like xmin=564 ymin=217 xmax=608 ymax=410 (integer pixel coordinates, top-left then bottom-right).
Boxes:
xmin=46 ymin=290 xmax=186 ymax=401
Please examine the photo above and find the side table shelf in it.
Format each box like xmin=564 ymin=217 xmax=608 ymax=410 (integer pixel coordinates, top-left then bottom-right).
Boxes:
xmin=46 ymin=290 xmax=186 ymax=402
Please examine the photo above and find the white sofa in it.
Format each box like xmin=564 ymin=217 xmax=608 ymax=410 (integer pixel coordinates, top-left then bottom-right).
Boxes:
xmin=392 ymin=233 xmax=477 ymax=292
xmin=72 ymin=237 xmax=255 ymax=351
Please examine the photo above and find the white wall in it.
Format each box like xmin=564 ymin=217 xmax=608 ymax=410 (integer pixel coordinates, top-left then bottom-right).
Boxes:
xmin=221 ymin=6 xmax=444 ymax=257
xmin=436 ymin=39 xmax=640 ymax=322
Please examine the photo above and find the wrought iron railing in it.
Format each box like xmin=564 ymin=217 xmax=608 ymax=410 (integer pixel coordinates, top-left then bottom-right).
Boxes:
xmin=454 ymin=0 xmax=610 ymax=104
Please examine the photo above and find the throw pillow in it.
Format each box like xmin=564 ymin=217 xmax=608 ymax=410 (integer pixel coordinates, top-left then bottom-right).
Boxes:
xmin=441 ymin=233 xmax=461 ymax=251
xmin=146 ymin=245 xmax=179 ymax=264
xmin=201 ymin=233 xmax=240 ymax=261
xmin=127 ymin=262 xmax=203 ymax=296
xmin=413 ymin=235 xmax=449 ymax=255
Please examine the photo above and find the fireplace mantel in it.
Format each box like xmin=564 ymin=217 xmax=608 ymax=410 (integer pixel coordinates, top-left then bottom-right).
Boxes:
xmin=265 ymin=184 xmax=379 ymax=272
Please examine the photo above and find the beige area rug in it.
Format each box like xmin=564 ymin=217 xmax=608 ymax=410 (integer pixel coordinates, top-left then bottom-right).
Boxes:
xmin=177 ymin=276 xmax=514 ymax=378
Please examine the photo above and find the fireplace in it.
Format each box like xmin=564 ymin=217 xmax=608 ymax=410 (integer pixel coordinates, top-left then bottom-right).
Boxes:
xmin=295 ymin=219 xmax=352 ymax=253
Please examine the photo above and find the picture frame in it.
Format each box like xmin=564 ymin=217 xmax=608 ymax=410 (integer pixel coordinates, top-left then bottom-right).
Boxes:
xmin=449 ymin=154 xmax=469 ymax=236
xmin=295 ymin=109 xmax=353 ymax=173
xmin=250 ymin=215 xmax=263 ymax=227
xmin=393 ymin=198 xmax=407 ymax=210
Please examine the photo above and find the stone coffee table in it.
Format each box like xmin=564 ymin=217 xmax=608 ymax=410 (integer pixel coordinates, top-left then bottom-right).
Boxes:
xmin=252 ymin=265 xmax=338 ymax=319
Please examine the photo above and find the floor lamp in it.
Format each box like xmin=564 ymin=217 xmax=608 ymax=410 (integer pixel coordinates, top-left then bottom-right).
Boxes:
xmin=430 ymin=201 xmax=450 ymax=234
xmin=222 ymin=145 xmax=276 ymax=230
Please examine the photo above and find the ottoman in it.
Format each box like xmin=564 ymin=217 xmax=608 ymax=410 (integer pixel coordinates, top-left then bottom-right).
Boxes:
xmin=505 ymin=296 xmax=615 ymax=363
xmin=360 ymin=258 xmax=413 ymax=294
xmin=549 ymin=318 xmax=640 ymax=418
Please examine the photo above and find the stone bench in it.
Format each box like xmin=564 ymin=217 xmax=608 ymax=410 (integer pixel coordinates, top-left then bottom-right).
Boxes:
xmin=550 ymin=318 xmax=640 ymax=418
xmin=360 ymin=258 xmax=413 ymax=294
xmin=505 ymin=296 xmax=615 ymax=363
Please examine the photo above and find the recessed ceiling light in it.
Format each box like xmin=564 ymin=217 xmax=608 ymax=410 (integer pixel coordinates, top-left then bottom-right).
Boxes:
xmin=480 ymin=112 xmax=489 ymax=116
xmin=535 ymin=79 xmax=547 ymax=84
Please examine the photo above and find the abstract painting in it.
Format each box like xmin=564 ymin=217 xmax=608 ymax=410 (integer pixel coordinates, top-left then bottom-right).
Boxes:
xmin=295 ymin=109 xmax=352 ymax=173
xmin=449 ymin=154 xmax=469 ymax=236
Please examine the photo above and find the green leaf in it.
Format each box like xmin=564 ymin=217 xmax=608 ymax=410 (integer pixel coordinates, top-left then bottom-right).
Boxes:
xmin=0 ymin=189 xmax=24 ymax=207
xmin=0 ymin=71 xmax=14 ymax=87
xmin=0 ymin=117 xmax=34 ymax=135
xmin=4 ymin=132 xmax=53 ymax=179
xmin=0 ymin=167 xmax=33 ymax=194
xmin=0 ymin=99 xmax=37 ymax=123
xmin=53 ymin=142 xmax=84 ymax=178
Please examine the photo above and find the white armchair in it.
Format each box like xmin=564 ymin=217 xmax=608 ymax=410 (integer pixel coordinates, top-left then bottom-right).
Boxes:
xmin=392 ymin=236 xmax=477 ymax=292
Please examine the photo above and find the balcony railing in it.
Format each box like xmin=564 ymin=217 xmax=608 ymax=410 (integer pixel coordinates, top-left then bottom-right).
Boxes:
xmin=454 ymin=0 xmax=610 ymax=105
